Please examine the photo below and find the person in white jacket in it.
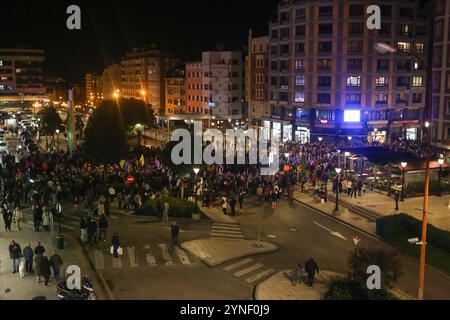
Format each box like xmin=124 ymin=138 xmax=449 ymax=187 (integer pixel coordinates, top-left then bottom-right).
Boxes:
xmin=42 ymin=207 xmax=51 ymax=232
xmin=13 ymin=206 xmax=23 ymax=231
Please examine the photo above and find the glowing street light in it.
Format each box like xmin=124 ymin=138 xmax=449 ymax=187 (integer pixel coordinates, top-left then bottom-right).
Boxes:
xmin=347 ymin=136 xmax=352 ymax=141
xmin=193 ymin=167 xmax=200 ymax=175
xmin=400 ymin=161 xmax=408 ymax=201
xmin=333 ymin=167 xmax=342 ymax=216
xmin=318 ymin=137 xmax=323 ymax=142
xmin=438 ymin=157 xmax=445 ymax=197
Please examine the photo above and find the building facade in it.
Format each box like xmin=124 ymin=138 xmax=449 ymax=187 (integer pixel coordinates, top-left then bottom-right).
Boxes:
xmin=432 ymin=0 xmax=450 ymax=149
xmin=85 ymin=73 xmax=103 ymax=106
xmin=102 ymin=63 xmax=121 ymax=100
xmin=185 ymin=61 xmax=206 ymax=114
xmin=264 ymin=0 xmax=431 ymax=143
xmin=0 ymin=48 xmax=46 ymax=106
xmin=120 ymin=46 xmax=179 ymax=115
xmin=246 ymin=30 xmax=270 ymax=139
xmin=164 ymin=69 xmax=186 ymax=115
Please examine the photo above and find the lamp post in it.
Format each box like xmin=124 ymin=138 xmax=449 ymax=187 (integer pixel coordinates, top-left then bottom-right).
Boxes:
xmin=438 ymin=157 xmax=444 ymax=197
xmin=193 ymin=167 xmax=200 ymax=206
xmin=337 ymin=149 xmax=341 ymax=167
xmin=344 ymin=151 xmax=350 ymax=171
xmin=347 ymin=136 xmax=352 ymax=142
xmin=55 ymin=129 xmax=60 ymax=151
xmin=400 ymin=161 xmax=407 ymax=201
xmin=318 ymin=136 xmax=323 ymax=142
xmin=333 ymin=167 xmax=342 ymax=216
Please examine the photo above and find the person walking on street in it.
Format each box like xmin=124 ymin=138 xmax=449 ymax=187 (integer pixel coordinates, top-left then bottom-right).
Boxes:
xmin=305 ymin=256 xmax=319 ymax=287
xmin=3 ymin=208 xmax=12 ymax=232
xmin=32 ymin=204 xmax=41 ymax=232
xmin=23 ymin=243 xmax=34 ymax=272
xmin=13 ymin=205 xmax=22 ymax=231
xmin=171 ymin=221 xmax=180 ymax=246
xmin=8 ymin=240 xmax=21 ymax=273
xmin=80 ymin=217 xmax=88 ymax=243
xmin=34 ymin=242 xmax=45 ymax=256
xmin=42 ymin=206 xmax=50 ymax=232
xmin=238 ymin=191 xmax=245 ymax=210
xmin=41 ymin=255 xmax=51 ymax=286
xmin=35 ymin=253 xmax=44 ymax=283
xmin=98 ymin=215 xmax=108 ymax=242
xmin=292 ymin=263 xmax=303 ymax=286
xmin=221 ymin=197 xmax=228 ymax=215
xmin=49 ymin=251 xmax=63 ymax=282
xmin=112 ymin=232 xmax=120 ymax=258
xmin=229 ymin=196 xmax=237 ymax=216
xmin=162 ymin=200 xmax=169 ymax=222
xmin=87 ymin=218 xmax=97 ymax=246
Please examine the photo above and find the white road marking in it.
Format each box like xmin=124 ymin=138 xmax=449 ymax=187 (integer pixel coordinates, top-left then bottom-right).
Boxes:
xmin=211 ymin=228 xmax=243 ymax=234
xmin=212 ymin=225 xmax=241 ymax=231
xmin=158 ymin=243 xmax=173 ymax=265
xmin=209 ymin=232 xmax=244 ymax=238
xmin=212 ymin=222 xmax=239 ymax=227
xmin=245 ymin=269 xmax=275 ymax=283
xmin=112 ymin=255 xmax=122 ymax=268
xmin=174 ymin=247 xmax=191 ymax=265
xmin=223 ymin=258 xmax=253 ymax=271
xmin=233 ymin=263 xmax=264 ymax=277
xmin=143 ymin=245 xmax=157 ymax=266
xmin=94 ymin=250 xmax=104 ymax=269
xmin=313 ymin=221 xmax=348 ymax=241
xmin=127 ymin=246 xmax=138 ymax=267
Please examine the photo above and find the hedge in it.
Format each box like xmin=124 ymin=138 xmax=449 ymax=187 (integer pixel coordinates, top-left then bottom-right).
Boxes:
xmin=136 ymin=197 xmax=199 ymax=218
xmin=405 ymin=180 xmax=450 ymax=197
xmin=376 ymin=214 xmax=450 ymax=274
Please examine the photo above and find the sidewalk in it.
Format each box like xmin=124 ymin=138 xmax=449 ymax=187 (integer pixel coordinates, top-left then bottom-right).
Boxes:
xmin=199 ymin=205 xmax=238 ymax=224
xmin=292 ymin=190 xmax=377 ymax=235
xmin=255 ymin=270 xmax=342 ymax=300
xmin=0 ymin=222 xmax=105 ymax=300
xmin=336 ymin=191 xmax=450 ymax=232
xmin=181 ymin=238 xmax=278 ymax=267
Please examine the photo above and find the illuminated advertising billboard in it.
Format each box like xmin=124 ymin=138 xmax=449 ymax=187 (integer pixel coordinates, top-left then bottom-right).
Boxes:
xmin=343 ymin=110 xmax=361 ymax=122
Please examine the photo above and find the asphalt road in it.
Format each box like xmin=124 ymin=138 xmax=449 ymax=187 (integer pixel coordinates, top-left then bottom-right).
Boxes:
xmin=235 ymin=198 xmax=450 ymax=300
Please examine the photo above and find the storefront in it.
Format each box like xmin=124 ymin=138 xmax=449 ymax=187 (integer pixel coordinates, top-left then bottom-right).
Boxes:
xmin=259 ymin=120 xmax=270 ymax=140
xmin=368 ymin=129 xmax=387 ymax=143
xmin=294 ymin=126 xmax=310 ymax=144
xmin=282 ymin=124 xmax=292 ymax=142
xmin=272 ymin=122 xmax=281 ymax=141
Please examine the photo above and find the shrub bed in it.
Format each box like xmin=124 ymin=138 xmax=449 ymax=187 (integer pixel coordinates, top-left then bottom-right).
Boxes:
xmin=376 ymin=214 xmax=450 ymax=274
xmin=136 ymin=197 xmax=199 ymax=218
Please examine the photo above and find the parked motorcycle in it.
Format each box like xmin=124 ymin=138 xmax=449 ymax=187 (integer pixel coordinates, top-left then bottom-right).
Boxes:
xmin=56 ymin=275 xmax=96 ymax=300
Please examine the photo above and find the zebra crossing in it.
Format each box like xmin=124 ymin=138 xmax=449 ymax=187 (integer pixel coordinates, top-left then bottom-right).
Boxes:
xmin=91 ymin=242 xmax=194 ymax=269
xmin=221 ymin=258 xmax=275 ymax=284
xmin=209 ymin=222 xmax=244 ymax=239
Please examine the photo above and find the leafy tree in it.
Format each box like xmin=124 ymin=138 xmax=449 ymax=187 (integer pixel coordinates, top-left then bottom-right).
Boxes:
xmin=83 ymin=100 xmax=128 ymax=163
xmin=324 ymin=248 xmax=402 ymax=300
xmin=38 ymin=106 xmax=63 ymax=150
xmin=117 ymin=98 xmax=155 ymax=131
xmin=75 ymin=112 xmax=85 ymax=140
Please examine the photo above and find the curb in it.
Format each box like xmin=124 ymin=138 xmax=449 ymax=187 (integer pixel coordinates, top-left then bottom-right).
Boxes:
xmin=70 ymin=234 xmax=114 ymax=300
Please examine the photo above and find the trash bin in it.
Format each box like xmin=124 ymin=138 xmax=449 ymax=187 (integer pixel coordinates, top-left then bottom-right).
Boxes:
xmin=56 ymin=235 xmax=64 ymax=249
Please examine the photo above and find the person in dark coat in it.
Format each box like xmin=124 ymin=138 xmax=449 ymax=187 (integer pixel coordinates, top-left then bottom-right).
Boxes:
xmin=49 ymin=251 xmax=63 ymax=282
xmin=394 ymin=190 xmax=400 ymax=211
xmin=41 ymin=255 xmax=51 ymax=286
xmin=32 ymin=204 xmax=42 ymax=232
xmin=23 ymin=243 xmax=34 ymax=272
xmin=3 ymin=208 xmax=12 ymax=232
xmin=171 ymin=221 xmax=180 ymax=246
xmin=98 ymin=215 xmax=108 ymax=242
xmin=112 ymin=232 xmax=120 ymax=258
xmin=8 ymin=240 xmax=21 ymax=273
xmin=229 ymin=196 xmax=237 ymax=216
xmin=87 ymin=218 xmax=97 ymax=245
xmin=305 ymin=256 xmax=319 ymax=287
xmin=35 ymin=254 xmax=44 ymax=283
xmin=34 ymin=242 xmax=46 ymax=255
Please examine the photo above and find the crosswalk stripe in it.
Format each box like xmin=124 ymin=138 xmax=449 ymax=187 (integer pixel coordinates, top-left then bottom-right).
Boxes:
xmin=175 ymin=247 xmax=191 ymax=265
xmin=211 ymin=228 xmax=243 ymax=234
xmin=212 ymin=225 xmax=241 ymax=230
xmin=233 ymin=263 xmax=263 ymax=277
xmin=245 ymin=269 xmax=275 ymax=283
xmin=210 ymin=233 xmax=244 ymax=238
xmin=146 ymin=253 xmax=157 ymax=266
xmin=223 ymin=258 xmax=253 ymax=271
xmin=127 ymin=246 xmax=138 ymax=267
xmin=94 ymin=250 xmax=104 ymax=269
xmin=213 ymin=223 xmax=239 ymax=227
xmin=158 ymin=243 xmax=173 ymax=265
xmin=112 ymin=255 xmax=122 ymax=268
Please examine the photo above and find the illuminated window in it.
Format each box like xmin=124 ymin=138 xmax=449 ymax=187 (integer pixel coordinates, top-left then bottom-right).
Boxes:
xmin=415 ymin=43 xmax=424 ymax=54
xmin=295 ymin=59 xmax=305 ymax=70
xmin=400 ymin=24 xmax=410 ymax=36
xmin=296 ymin=76 xmax=305 ymax=86
xmin=412 ymin=76 xmax=423 ymax=87
xmin=397 ymin=42 xmax=411 ymax=53
xmin=346 ymin=76 xmax=361 ymax=87
xmin=376 ymin=76 xmax=389 ymax=87
xmin=295 ymin=92 xmax=304 ymax=103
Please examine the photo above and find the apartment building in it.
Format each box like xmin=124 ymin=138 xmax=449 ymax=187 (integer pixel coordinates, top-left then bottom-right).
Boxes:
xmin=85 ymin=73 xmax=103 ymax=106
xmin=0 ymin=48 xmax=46 ymax=106
xmin=264 ymin=0 xmax=431 ymax=142
xmin=121 ymin=46 xmax=179 ymax=115
xmin=246 ymin=30 xmax=270 ymax=139
xmin=102 ymin=63 xmax=121 ymax=100
xmin=164 ymin=68 xmax=185 ymax=115
xmin=185 ymin=61 xmax=207 ymax=114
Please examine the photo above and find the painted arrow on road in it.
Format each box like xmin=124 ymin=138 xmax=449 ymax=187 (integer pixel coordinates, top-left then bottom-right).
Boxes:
xmin=313 ymin=221 xmax=348 ymax=241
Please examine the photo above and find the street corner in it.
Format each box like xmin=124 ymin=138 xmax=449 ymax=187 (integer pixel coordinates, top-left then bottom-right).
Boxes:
xmin=180 ymin=238 xmax=278 ymax=267
xmin=255 ymin=269 xmax=344 ymax=300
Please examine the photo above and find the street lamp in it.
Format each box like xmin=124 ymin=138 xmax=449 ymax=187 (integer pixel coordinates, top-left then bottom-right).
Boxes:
xmin=284 ymin=152 xmax=290 ymax=160
xmin=193 ymin=167 xmax=200 ymax=206
xmin=333 ymin=167 xmax=342 ymax=216
xmin=401 ymin=161 xmax=407 ymax=201
xmin=344 ymin=152 xmax=350 ymax=170
xmin=347 ymin=136 xmax=352 ymax=141
xmin=337 ymin=149 xmax=341 ymax=167
xmin=318 ymin=136 xmax=323 ymax=142
xmin=438 ymin=157 xmax=444 ymax=197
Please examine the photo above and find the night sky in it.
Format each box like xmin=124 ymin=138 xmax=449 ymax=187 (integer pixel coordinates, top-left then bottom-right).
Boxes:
xmin=1 ymin=0 xmax=278 ymax=83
